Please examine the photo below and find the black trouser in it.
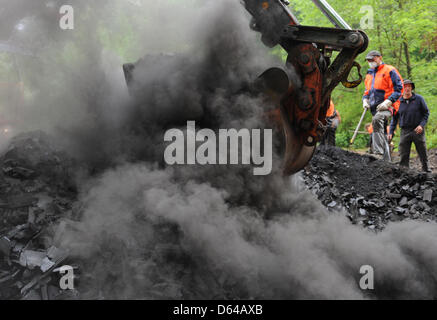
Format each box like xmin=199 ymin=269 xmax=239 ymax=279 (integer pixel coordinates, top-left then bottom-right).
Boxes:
xmin=399 ymin=127 xmax=430 ymax=171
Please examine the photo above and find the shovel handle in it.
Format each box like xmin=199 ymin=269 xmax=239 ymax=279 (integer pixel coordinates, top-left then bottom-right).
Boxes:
xmin=350 ymin=108 xmax=368 ymax=145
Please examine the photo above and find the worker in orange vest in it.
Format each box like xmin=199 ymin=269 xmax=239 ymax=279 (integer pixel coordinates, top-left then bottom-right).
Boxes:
xmin=362 ymin=50 xmax=403 ymax=161
xmin=321 ymin=100 xmax=341 ymax=146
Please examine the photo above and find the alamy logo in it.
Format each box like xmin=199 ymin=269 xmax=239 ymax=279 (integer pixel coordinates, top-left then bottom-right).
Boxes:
xmin=58 ymin=265 xmax=75 ymax=290
xmin=164 ymin=121 xmax=272 ymax=175
xmin=59 ymin=5 xmax=74 ymax=30
xmin=359 ymin=5 xmax=374 ymax=30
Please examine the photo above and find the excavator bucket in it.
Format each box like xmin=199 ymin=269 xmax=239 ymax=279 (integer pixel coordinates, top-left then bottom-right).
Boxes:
xmin=256 ymin=67 xmax=317 ymax=175
xmin=280 ymin=104 xmax=316 ymax=175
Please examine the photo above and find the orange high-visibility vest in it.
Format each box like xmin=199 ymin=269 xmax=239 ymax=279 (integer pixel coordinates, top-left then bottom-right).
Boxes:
xmin=363 ymin=63 xmax=404 ymax=115
xmin=326 ymin=100 xmax=341 ymax=121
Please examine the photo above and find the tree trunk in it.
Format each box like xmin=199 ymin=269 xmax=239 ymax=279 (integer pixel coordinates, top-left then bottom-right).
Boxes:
xmin=403 ymin=41 xmax=412 ymax=79
xmin=397 ymin=43 xmax=402 ymax=70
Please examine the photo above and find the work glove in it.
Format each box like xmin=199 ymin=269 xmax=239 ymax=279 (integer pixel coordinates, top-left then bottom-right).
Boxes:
xmin=362 ymin=99 xmax=370 ymax=109
xmin=376 ymin=99 xmax=392 ymax=112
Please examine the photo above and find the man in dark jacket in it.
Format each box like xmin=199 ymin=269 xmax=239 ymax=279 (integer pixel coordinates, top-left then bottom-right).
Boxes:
xmin=388 ymin=80 xmax=431 ymax=172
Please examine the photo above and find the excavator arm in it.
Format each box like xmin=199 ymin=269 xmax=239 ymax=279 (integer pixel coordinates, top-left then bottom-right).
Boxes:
xmin=242 ymin=0 xmax=368 ymax=175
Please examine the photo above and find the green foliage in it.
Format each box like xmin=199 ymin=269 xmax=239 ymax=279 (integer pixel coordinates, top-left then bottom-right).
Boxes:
xmin=336 ymin=130 xmax=370 ymax=149
xmin=281 ymin=0 xmax=437 ymax=150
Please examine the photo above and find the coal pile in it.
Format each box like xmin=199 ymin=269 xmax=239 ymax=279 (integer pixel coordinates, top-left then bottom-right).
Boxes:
xmin=1 ymin=132 xmax=437 ymax=300
xmin=303 ymin=146 xmax=436 ymax=231
xmin=0 ymin=131 xmax=78 ymax=300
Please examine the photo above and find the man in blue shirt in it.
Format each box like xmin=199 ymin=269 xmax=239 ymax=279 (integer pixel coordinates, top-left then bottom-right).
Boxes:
xmin=388 ymin=80 xmax=431 ymax=172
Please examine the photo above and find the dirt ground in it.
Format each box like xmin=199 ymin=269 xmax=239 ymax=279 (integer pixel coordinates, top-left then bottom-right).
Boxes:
xmin=405 ymin=148 xmax=437 ymax=173
xmin=353 ymin=147 xmax=437 ymax=173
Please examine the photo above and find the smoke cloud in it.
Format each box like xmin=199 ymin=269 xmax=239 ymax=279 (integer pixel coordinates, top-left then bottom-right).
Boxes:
xmin=0 ymin=0 xmax=436 ymax=299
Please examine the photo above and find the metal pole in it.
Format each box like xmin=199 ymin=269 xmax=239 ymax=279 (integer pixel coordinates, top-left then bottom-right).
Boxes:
xmin=350 ymin=108 xmax=368 ymax=145
xmin=311 ymin=0 xmax=352 ymax=30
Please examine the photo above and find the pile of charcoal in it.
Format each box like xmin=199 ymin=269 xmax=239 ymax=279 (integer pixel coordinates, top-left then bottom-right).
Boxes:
xmin=1 ymin=131 xmax=436 ymax=299
xmin=0 ymin=131 xmax=79 ymax=299
xmin=303 ymin=146 xmax=436 ymax=231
